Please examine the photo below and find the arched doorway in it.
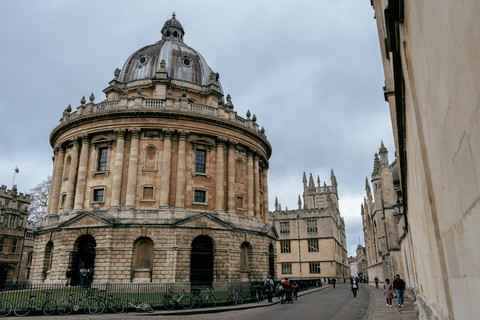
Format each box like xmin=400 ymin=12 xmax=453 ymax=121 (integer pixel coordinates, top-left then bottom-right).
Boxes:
xmin=269 ymin=243 xmax=275 ymax=279
xmin=132 ymin=237 xmax=154 ymax=282
xmin=190 ymin=236 xmax=213 ymax=286
xmin=69 ymin=235 xmax=96 ymax=285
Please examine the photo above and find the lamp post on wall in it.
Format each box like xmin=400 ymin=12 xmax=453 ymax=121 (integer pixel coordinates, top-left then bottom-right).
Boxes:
xmin=393 ymin=199 xmax=408 ymax=235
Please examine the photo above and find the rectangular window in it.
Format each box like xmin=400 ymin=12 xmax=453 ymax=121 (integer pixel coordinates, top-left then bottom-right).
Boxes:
xmin=236 ymin=196 xmax=244 ymax=209
xmin=93 ymin=189 xmax=104 ymax=202
xmin=143 ymin=187 xmax=154 ymax=200
xmin=309 ymin=262 xmax=321 ymax=274
xmin=281 ymin=263 xmax=292 ymax=275
xmin=307 ymin=219 xmax=318 ymax=233
xmin=61 ymin=194 xmax=66 ymax=207
xmin=280 ymin=240 xmax=291 ymax=253
xmin=194 ymin=190 xmax=206 ymax=203
xmin=195 ymin=149 xmax=206 ymax=173
xmin=280 ymin=221 xmax=290 ymax=234
xmin=11 ymin=239 xmax=17 ymax=253
xmin=98 ymin=148 xmax=108 ymax=171
xmin=0 ymin=237 xmax=3 ymax=252
xmin=308 ymin=239 xmax=319 ymax=252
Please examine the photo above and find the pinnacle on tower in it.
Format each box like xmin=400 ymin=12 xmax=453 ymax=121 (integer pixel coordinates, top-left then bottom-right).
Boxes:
xmin=373 ymin=153 xmax=380 ymax=174
xmin=309 ymin=173 xmax=315 ymax=189
xmin=275 ymin=196 xmax=279 ymax=211
xmin=317 ymin=175 xmax=321 ymax=187
xmin=379 ymin=141 xmax=389 ymax=167
xmin=298 ymin=195 xmax=302 ymax=210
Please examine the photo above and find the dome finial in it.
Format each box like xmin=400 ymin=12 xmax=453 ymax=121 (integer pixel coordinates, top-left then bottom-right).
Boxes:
xmin=172 ymin=11 xmax=176 ymax=18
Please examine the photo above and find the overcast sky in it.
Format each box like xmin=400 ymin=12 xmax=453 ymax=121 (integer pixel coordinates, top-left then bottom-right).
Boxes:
xmin=0 ymin=0 xmax=395 ymax=256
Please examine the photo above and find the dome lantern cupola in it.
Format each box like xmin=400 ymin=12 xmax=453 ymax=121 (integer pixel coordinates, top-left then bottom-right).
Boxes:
xmin=161 ymin=12 xmax=185 ymax=41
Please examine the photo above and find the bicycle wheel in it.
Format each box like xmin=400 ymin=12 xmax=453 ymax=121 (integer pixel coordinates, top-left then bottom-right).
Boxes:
xmin=13 ymin=301 xmax=31 ymax=317
xmin=140 ymin=303 xmax=154 ymax=313
xmin=192 ymin=295 xmax=202 ymax=308
xmin=110 ymin=299 xmax=124 ymax=313
xmin=81 ymin=297 xmax=96 ymax=314
xmin=57 ymin=298 xmax=74 ymax=315
xmin=88 ymin=299 xmax=105 ymax=315
xmin=206 ymin=295 xmax=216 ymax=308
xmin=43 ymin=299 xmax=57 ymax=316
xmin=0 ymin=300 xmax=12 ymax=317
xmin=237 ymin=293 xmax=243 ymax=304
xmin=232 ymin=294 xmax=237 ymax=306
xmin=181 ymin=296 xmax=193 ymax=309
xmin=163 ymin=297 xmax=175 ymax=310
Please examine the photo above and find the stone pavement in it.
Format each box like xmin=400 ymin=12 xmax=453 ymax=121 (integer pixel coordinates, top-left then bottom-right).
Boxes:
xmin=363 ymin=283 xmax=416 ymax=320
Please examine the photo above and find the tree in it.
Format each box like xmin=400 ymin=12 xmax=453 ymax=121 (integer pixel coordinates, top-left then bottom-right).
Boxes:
xmin=28 ymin=175 xmax=51 ymax=223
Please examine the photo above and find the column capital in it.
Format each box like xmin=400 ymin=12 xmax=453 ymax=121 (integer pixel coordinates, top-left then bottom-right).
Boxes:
xmin=79 ymin=133 xmax=90 ymax=144
xmin=114 ymin=128 xmax=126 ymax=139
xmin=129 ymin=127 xmax=141 ymax=139
xmin=228 ymin=139 xmax=237 ymax=149
xmin=163 ymin=129 xmax=174 ymax=139
xmin=178 ymin=130 xmax=190 ymax=141
xmin=54 ymin=145 xmax=64 ymax=155
xmin=69 ymin=136 xmax=80 ymax=147
xmin=216 ymin=137 xmax=227 ymax=148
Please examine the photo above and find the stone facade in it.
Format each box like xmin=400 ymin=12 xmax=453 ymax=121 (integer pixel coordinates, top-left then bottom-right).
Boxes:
xmin=31 ymin=14 xmax=276 ymax=285
xmin=371 ymin=1 xmax=480 ymax=319
xmin=361 ymin=143 xmax=403 ymax=285
xmin=0 ymin=185 xmax=35 ymax=285
xmin=269 ymin=171 xmax=349 ymax=281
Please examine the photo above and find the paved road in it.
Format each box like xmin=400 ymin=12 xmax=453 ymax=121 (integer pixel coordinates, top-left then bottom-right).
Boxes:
xmin=30 ymin=284 xmax=371 ymax=320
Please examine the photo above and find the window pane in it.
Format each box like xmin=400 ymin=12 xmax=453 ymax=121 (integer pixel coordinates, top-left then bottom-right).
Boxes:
xmin=195 ymin=150 xmax=206 ymax=173
xmin=98 ymin=148 xmax=108 ymax=171
xmin=94 ymin=189 xmax=104 ymax=202
xmin=194 ymin=190 xmax=206 ymax=203
xmin=143 ymin=187 xmax=154 ymax=200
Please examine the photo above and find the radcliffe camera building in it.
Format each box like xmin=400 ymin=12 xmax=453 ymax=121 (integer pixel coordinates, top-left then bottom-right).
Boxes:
xmin=31 ymin=14 xmax=276 ymax=285
xmin=270 ymin=171 xmax=349 ymax=281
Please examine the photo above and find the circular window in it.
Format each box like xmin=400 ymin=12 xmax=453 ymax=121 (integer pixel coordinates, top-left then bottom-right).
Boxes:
xmin=182 ymin=56 xmax=192 ymax=67
xmin=139 ymin=54 xmax=149 ymax=65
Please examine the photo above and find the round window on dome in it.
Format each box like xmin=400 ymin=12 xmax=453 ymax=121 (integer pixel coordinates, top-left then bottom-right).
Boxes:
xmin=182 ymin=56 xmax=192 ymax=67
xmin=139 ymin=54 xmax=149 ymax=65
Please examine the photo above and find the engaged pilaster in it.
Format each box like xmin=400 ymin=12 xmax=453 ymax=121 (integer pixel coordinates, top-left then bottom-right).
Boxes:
xmin=226 ymin=140 xmax=237 ymax=213
xmin=175 ymin=130 xmax=189 ymax=208
xmin=65 ymin=138 xmax=80 ymax=212
xmin=262 ymin=167 xmax=269 ymax=222
xmin=111 ymin=129 xmax=126 ymax=207
xmin=159 ymin=129 xmax=174 ymax=208
xmin=254 ymin=153 xmax=260 ymax=218
xmin=48 ymin=146 xmax=64 ymax=215
xmin=73 ymin=135 xmax=90 ymax=211
xmin=215 ymin=138 xmax=226 ymax=212
xmin=125 ymin=128 xmax=141 ymax=207
xmin=246 ymin=150 xmax=254 ymax=216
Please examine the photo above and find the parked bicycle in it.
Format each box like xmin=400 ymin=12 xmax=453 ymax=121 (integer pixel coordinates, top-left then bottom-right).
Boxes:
xmin=13 ymin=291 xmax=57 ymax=316
xmin=163 ymin=289 xmax=193 ymax=310
xmin=192 ymin=287 xmax=217 ymax=308
xmin=251 ymin=285 xmax=264 ymax=302
xmin=230 ymin=289 xmax=243 ymax=306
xmin=0 ymin=291 xmax=12 ymax=317
xmin=121 ymin=298 xmax=154 ymax=313
xmin=56 ymin=287 xmax=99 ymax=315
xmin=89 ymin=290 xmax=123 ymax=315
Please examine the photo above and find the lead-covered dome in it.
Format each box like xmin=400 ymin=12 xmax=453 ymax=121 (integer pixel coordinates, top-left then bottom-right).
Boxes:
xmin=118 ymin=13 xmax=222 ymax=92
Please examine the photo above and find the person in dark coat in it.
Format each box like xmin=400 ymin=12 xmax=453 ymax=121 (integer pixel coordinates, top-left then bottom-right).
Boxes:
xmin=351 ymin=278 xmax=359 ymax=297
xmin=393 ymin=274 xmax=406 ymax=307
xmin=264 ymin=275 xmax=274 ymax=303
xmin=65 ymin=268 xmax=72 ymax=287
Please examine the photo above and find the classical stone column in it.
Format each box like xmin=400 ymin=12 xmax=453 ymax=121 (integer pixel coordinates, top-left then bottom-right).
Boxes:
xmin=254 ymin=154 xmax=260 ymax=218
xmin=159 ymin=129 xmax=173 ymax=208
xmin=226 ymin=140 xmax=237 ymax=213
xmin=65 ymin=138 xmax=80 ymax=212
xmin=263 ymin=167 xmax=269 ymax=222
xmin=111 ymin=129 xmax=126 ymax=207
xmin=125 ymin=128 xmax=140 ymax=207
xmin=175 ymin=130 xmax=189 ymax=208
xmin=47 ymin=147 xmax=63 ymax=215
xmin=73 ymin=135 xmax=90 ymax=211
xmin=215 ymin=138 xmax=226 ymax=212
xmin=246 ymin=150 xmax=254 ymax=216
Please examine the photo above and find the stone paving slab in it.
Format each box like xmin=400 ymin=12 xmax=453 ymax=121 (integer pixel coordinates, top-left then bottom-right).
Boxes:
xmin=364 ymin=284 xmax=416 ymax=320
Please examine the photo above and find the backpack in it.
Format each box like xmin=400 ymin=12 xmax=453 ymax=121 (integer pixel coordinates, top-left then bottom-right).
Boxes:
xmin=352 ymin=281 xmax=358 ymax=289
xmin=265 ymin=279 xmax=272 ymax=290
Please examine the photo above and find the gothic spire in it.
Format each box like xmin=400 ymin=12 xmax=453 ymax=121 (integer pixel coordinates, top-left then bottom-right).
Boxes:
xmin=309 ymin=173 xmax=315 ymax=189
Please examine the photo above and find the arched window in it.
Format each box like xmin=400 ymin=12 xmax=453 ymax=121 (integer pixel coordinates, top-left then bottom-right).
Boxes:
xmin=191 ymin=236 xmax=214 ymax=285
xmin=240 ymin=242 xmax=252 ymax=276
xmin=144 ymin=145 xmax=157 ymax=170
xmin=132 ymin=237 xmax=154 ymax=282
xmin=42 ymin=241 xmax=54 ymax=280
xmin=236 ymin=158 xmax=245 ymax=182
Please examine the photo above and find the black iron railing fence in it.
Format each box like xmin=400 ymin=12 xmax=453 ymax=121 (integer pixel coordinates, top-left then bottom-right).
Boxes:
xmin=0 ymin=278 xmax=324 ymax=309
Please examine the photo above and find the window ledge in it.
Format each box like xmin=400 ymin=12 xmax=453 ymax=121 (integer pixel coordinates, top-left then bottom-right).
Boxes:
xmin=92 ymin=170 xmax=110 ymax=177
xmin=142 ymin=169 xmax=158 ymax=172
xmin=140 ymin=199 xmax=156 ymax=202
xmin=191 ymin=172 xmax=211 ymax=179
xmin=90 ymin=201 xmax=105 ymax=205
xmin=192 ymin=201 xmax=209 ymax=206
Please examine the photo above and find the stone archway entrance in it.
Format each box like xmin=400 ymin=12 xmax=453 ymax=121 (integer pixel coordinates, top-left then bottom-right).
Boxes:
xmin=190 ymin=236 xmax=213 ymax=286
xmin=69 ymin=235 xmax=96 ymax=285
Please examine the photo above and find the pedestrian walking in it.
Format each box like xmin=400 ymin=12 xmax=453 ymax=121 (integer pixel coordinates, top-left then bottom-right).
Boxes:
xmin=383 ymin=278 xmax=394 ymax=307
xmin=332 ymin=277 xmax=336 ymax=289
xmin=291 ymin=282 xmax=298 ymax=300
xmin=351 ymin=278 xmax=359 ymax=298
xmin=264 ymin=275 xmax=274 ymax=303
xmin=79 ymin=267 xmax=87 ymax=287
xmin=65 ymin=268 xmax=72 ymax=287
xmin=374 ymin=276 xmax=379 ymax=289
xmin=275 ymin=282 xmax=281 ymax=300
xmin=393 ymin=274 xmax=406 ymax=307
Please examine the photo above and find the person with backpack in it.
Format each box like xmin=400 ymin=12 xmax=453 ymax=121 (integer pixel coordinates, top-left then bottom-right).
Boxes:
xmin=65 ymin=268 xmax=72 ymax=287
xmin=351 ymin=278 xmax=359 ymax=297
xmin=264 ymin=275 xmax=274 ymax=303
xmin=374 ymin=276 xmax=379 ymax=289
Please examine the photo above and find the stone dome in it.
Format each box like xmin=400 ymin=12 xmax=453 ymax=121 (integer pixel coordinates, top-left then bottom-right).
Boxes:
xmin=118 ymin=13 xmax=222 ymax=93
